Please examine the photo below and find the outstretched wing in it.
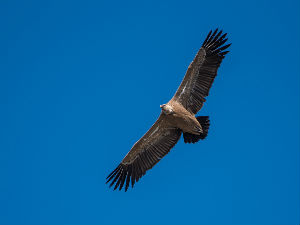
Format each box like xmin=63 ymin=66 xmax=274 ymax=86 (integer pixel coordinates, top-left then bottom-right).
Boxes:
xmin=172 ymin=29 xmax=231 ymax=114
xmin=106 ymin=114 xmax=182 ymax=191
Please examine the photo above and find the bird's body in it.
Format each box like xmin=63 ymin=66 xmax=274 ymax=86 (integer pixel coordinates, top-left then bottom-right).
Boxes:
xmin=162 ymin=101 xmax=202 ymax=135
xmin=106 ymin=29 xmax=231 ymax=191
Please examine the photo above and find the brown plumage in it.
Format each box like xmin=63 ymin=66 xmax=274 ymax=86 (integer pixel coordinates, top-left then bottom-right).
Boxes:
xmin=106 ymin=29 xmax=231 ymax=191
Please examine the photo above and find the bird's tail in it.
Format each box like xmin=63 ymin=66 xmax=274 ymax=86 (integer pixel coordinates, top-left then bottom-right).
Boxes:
xmin=183 ymin=116 xmax=210 ymax=144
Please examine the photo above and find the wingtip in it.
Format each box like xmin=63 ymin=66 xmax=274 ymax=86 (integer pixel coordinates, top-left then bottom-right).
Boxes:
xmin=106 ymin=163 xmax=135 ymax=192
xmin=202 ymin=28 xmax=231 ymax=56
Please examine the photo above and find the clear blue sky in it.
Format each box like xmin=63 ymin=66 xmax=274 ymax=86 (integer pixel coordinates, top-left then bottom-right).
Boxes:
xmin=0 ymin=0 xmax=299 ymax=224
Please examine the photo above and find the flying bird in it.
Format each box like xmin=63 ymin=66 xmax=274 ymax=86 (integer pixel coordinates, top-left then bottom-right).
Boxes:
xmin=106 ymin=29 xmax=231 ymax=191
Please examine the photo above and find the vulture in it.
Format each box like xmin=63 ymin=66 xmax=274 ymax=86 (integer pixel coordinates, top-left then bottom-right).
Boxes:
xmin=106 ymin=29 xmax=231 ymax=191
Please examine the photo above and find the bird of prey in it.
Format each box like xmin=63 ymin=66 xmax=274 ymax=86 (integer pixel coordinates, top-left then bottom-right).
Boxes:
xmin=106 ymin=29 xmax=231 ymax=191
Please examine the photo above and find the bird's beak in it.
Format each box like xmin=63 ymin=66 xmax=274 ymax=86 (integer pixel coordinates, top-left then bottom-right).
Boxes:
xmin=160 ymin=105 xmax=163 ymax=108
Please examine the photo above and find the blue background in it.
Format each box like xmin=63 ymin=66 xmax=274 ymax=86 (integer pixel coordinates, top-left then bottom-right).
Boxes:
xmin=0 ymin=0 xmax=299 ymax=224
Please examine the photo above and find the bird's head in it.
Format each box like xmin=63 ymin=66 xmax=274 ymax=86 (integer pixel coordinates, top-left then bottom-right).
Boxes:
xmin=160 ymin=104 xmax=174 ymax=115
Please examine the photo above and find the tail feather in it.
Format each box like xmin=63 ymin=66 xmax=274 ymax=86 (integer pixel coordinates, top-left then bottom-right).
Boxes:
xmin=196 ymin=116 xmax=210 ymax=140
xmin=183 ymin=116 xmax=210 ymax=144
